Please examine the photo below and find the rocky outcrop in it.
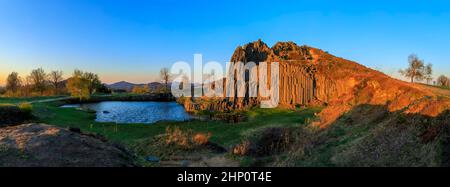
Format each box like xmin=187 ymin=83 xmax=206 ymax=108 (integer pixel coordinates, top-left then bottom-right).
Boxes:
xmin=184 ymin=40 xmax=338 ymax=110
xmin=183 ymin=40 xmax=449 ymax=127
xmin=0 ymin=124 xmax=136 ymax=167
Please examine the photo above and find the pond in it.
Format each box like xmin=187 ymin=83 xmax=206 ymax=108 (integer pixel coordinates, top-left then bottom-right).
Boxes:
xmin=62 ymin=101 xmax=191 ymax=124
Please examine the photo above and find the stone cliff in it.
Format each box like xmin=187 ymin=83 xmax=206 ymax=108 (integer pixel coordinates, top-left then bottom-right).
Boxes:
xmin=183 ymin=40 xmax=450 ymax=127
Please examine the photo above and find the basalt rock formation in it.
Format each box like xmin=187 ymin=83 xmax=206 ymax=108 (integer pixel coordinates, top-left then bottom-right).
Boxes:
xmin=183 ymin=40 xmax=450 ymax=127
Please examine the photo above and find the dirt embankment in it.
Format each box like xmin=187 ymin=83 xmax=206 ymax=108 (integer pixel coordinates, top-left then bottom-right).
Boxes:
xmin=0 ymin=123 xmax=136 ymax=167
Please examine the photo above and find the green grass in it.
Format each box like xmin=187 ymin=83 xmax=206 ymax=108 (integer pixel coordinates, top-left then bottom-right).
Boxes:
xmin=420 ymin=83 xmax=450 ymax=91
xmin=436 ymin=85 xmax=450 ymax=90
xmin=33 ymin=101 xmax=321 ymax=146
xmin=0 ymin=96 xmax=66 ymax=104
xmin=1 ymin=95 xmax=321 ymax=166
xmin=0 ymin=93 xmax=137 ymax=105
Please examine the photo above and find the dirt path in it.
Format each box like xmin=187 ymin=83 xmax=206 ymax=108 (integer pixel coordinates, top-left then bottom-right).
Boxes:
xmin=29 ymin=96 xmax=72 ymax=104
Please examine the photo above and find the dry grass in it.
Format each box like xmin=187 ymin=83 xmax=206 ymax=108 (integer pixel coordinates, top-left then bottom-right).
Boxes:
xmin=164 ymin=127 xmax=212 ymax=149
xmin=232 ymin=141 xmax=252 ymax=156
xmin=18 ymin=102 xmax=32 ymax=114
xmin=192 ymin=132 xmax=211 ymax=145
xmin=273 ymin=105 xmax=449 ymax=167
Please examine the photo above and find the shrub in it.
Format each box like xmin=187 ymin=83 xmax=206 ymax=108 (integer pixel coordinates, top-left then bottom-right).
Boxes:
xmin=165 ymin=127 xmax=191 ymax=148
xmin=0 ymin=87 xmax=6 ymax=95
xmin=164 ymin=127 xmax=213 ymax=149
xmin=192 ymin=132 xmax=211 ymax=145
xmin=18 ymin=102 xmax=32 ymax=113
xmin=232 ymin=141 xmax=252 ymax=156
xmin=0 ymin=104 xmax=32 ymax=126
xmin=132 ymin=85 xmax=150 ymax=94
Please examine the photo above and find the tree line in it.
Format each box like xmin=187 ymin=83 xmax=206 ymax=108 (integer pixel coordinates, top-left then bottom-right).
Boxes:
xmin=2 ymin=68 xmax=110 ymax=100
xmin=399 ymin=54 xmax=449 ymax=87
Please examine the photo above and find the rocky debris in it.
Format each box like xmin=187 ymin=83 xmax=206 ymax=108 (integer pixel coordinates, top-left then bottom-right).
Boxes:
xmin=0 ymin=123 xmax=136 ymax=167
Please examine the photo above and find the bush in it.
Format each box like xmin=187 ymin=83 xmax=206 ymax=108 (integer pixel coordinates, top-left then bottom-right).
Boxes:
xmin=232 ymin=141 xmax=252 ymax=156
xmin=132 ymin=85 xmax=150 ymax=94
xmin=165 ymin=127 xmax=191 ymax=149
xmin=0 ymin=104 xmax=32 ymax=126
xmin=192 ymin=132 xmax=211 ymax=145
xmin=18 ymin=102 xmax=32 ymax=114
xmin=164 ymin=127 xmax=212 ymax=149
xmin=233 ymin=127 xmax=294 ymax=157
xmin=0 ymin=87 xmax=6 ymax=95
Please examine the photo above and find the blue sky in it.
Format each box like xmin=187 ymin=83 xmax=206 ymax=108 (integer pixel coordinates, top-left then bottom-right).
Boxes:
xmin=0 ymin=0 xmax=449 ymax=84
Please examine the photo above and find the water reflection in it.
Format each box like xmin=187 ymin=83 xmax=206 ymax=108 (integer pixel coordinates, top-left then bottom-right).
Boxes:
xmin=62 ymin=101 xmax=191 ymax=124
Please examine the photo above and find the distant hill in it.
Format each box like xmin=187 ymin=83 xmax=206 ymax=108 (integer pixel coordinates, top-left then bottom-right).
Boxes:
xmin=107 ymin=81 xmax=168 ymax=92
xmin=148 ymin=82 xmax=165 ymax=90
xmin=107 ymin=81 xmax=143 ymax=91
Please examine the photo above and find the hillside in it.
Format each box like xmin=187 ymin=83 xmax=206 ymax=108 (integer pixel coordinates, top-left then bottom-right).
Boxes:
xmin=187 ymin=40 xmax=449 ymax=128
xmin=107 ymin=81 xmax=166 ymax=92
xmin=218 ymin=40 xmax=450 ymax=166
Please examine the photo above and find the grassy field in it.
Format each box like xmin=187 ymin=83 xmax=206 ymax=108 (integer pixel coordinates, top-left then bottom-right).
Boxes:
xmin=0 ymin=96 xmax=66 ymax=104
xmin=31 ymin=100 xmax=320 ymax=147
xmin=2 ymin=95 xmax=447 ymax=167
xmin=0 ymin=95 xmax=320 ymax=146
xmin=3 ymin=95 xmax=316 ymax=166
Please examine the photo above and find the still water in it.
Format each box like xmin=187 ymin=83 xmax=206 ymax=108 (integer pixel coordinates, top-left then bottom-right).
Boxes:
xmin=62 ymin=101 xmax=191 ymax=124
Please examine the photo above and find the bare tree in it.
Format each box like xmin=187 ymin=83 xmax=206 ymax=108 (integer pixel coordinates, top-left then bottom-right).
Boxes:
xmin=6 ymin=72 xmax=22 ymax=95
xmin=437 ymin=75 xmax=449 ymax=87
xmin=49 ymin=70 xmax=63 ymax=95
xmin=160 ymin=67 xmax=170 ymax=92
xmin=29 ymin=68 xmax=48 ymax=95
xmin=22 ymin=76 xmax=33 ymax=97
xmin=399 ymin=54 xmax=425 ymax=83
xmin=424 ymin=63 xmax=433 ymax=84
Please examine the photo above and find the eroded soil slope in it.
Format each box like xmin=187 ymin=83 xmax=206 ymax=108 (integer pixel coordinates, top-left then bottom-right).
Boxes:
xmin=0 ymin=123 xmax=136 ymax=167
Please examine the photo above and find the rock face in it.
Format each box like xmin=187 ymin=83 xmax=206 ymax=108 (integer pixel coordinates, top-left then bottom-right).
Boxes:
xmin=0 ymin=124 xmax=136 ymax=167
xmin=183 ymin=40 xmax=350 ymax=110
xmin=184 ymin=40 xmax=449 ymax=127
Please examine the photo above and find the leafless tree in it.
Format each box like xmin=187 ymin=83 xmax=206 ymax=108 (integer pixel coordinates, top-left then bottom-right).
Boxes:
xmin=49 ymin=70 xmax=63 ymax=95
xmin=399 ymin=54 xmax=425 ymax=83
xmin=6 ymin=72 xmax=22 ymax=94
xmin=424 ymin=63 xmax=433 ymax=85
xmin=437 ymin=75 xmax=449 ymax=87
xmin=29 ymin=68 xmax=48 ymax=95
xmin=160 ymin=67 xmax=171 ymax=92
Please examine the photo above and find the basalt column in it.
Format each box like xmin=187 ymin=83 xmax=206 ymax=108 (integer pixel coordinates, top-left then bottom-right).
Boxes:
xmin=278 ymin=62 xmax=317 ymax=107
